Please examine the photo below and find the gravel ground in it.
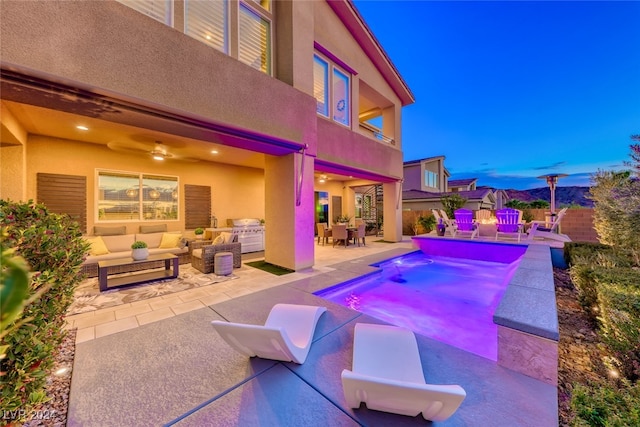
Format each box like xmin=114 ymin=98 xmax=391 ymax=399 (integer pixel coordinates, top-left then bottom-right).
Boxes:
xmin=23 ymin=268 xmax=600 ymax=426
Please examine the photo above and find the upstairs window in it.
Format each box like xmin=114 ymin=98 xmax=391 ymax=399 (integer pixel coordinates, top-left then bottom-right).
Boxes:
xmin=314 ymin=53 xmax=351 ymax=127
xmin=239 ymin=4 xmax=271 ymax=73
xmin=185 ymin=0 xmax=227 ymax=53
xmin=314 ymin=56 xmax=329 ymax=116
xmin=424 ymin=171 xmax=439 ymax=189
xmin=116 ymin=0 xmax=173 ymax=25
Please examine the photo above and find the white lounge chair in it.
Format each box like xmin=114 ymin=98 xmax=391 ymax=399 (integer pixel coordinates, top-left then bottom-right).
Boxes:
xmin=438 ymin=210 xmax=457 ymax=236
xmin=341 ymin=323 xmax=466 ymax=421
xmin=527 ymin=207 xmax=571 ymax=242
xmin=211 ymin=303 xmax=327 ymax=364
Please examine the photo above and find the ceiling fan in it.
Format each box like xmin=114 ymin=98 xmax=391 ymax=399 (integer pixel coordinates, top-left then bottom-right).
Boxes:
xmin=106 ymin=139 xmax=200 ymax=162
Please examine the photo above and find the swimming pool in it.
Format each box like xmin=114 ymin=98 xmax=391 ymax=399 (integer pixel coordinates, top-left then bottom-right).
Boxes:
xmin=316 ymin=240 xmax=526 ymax=360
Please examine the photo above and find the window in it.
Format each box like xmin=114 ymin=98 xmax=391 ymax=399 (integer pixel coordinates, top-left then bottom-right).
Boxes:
xmin=116 ymin=0 xmax=173 ymax=25
xmin=239 ymin=4 xmax=271 ymax=73
xmin=313 ymin=53 xmax=351 ymax=127
xmin=424 ymin=171 xmax=438 ymax=189
xmin=185 ymin=0 xmax=227 ymax=53
xmin=314 ymin=56 xmax=329 ymax=116
xmin=97 ymin=171 xmax=178 ymax=222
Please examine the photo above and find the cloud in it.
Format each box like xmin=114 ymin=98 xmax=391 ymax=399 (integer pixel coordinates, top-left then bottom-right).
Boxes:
xmin=531 ymin=161 xmax=567 ymax=171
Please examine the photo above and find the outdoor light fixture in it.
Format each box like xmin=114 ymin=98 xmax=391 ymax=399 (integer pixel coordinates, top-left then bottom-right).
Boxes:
xmin=149 ymin=189 xmax=160 ymax=200
xmin=126 ymin=188 xmax=138 ymax=198
xmin=537 ymin=173 xmax=568 ymax=213
xmin=318 ymin=174 xmax=327 ymax=183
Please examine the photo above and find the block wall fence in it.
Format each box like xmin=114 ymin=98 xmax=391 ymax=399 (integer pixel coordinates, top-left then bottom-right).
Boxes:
xmin=403 ymin=208 xmax=599 ymax=243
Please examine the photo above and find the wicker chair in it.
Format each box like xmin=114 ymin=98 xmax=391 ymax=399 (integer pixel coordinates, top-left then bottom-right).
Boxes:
xmin=190 ymin=239 xmax=242 ymax=273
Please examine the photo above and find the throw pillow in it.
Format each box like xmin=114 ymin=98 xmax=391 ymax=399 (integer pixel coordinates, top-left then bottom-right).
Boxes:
xmin=220 ymin=232 xmax=233 ymax=243
xmin=87 ymin=236 xmax=110 ymax=256
xmin=159 ymin=233 xmax=182 ymax=248
xmin=139 ymin=224 xmax=168 ymax=234
xmin=93 ymin=225 xmax=126 ymax=236
xmin=212 ymin=235 xmax=224 ymax=245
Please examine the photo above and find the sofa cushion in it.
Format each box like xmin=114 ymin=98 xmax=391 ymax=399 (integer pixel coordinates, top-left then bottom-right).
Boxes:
xmin=86 ymin=236 xmax=110 ymax=256
xmin=220 ymin=232 xmax=233 ymax=243
xmin=139 ymin=224 xmax=167 ymax=234
xmin=102 ymin=234 xmax=136 ymax=253
xmin=159 ymin=233 xmax=182 ymax=248
xmin=191 ymin=248 xmax=202 ymax=259
xmin=212 ymin=235 xmax=224 ymax=245
xmin=93 ymin=225 xmax=127 ymax=236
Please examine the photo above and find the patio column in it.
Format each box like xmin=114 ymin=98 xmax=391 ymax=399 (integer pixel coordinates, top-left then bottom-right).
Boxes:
xmin=264 ymin=152 xmax=315 ymax=271
xmin=382 ymin=181 xmax=402 ymax=242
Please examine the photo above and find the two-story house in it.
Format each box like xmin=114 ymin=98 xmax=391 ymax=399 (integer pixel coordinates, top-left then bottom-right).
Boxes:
xmin=0 ymin=0 xmax=414 ymax=270
xmin=402 ymin=156 xmax=497 ymax=211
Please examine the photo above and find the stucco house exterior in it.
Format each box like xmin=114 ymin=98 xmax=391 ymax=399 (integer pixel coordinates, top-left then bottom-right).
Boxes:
xmin=402 ymin=156 xmax=499 ymax=211
xmin=0 ymin=0 xmax=414 ymax=271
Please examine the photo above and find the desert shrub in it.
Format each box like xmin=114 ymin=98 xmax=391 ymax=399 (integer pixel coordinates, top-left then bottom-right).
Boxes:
xmin=570 ymin=264 xmax=601 ymax=320
xmin=597 ymin=278 xmax=640 ymax=381
xmin=417 ymin=214 xmax=436 ymax=234
xmin=571 ymin=379 xmax=640 ymax=426
xmin=0 ymin=200 xmax=89 ymax=420
xmin=589 ymin=169 xmax=640 ymax=266
xmin=564 ymin=242 xmax=612 ymax=267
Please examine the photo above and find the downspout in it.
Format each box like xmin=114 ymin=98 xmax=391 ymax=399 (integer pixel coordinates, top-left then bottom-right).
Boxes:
xmin=295 ymin=144 xmax=308 ymax=206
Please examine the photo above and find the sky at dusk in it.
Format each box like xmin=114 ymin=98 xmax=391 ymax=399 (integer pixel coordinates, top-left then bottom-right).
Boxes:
xmin=353 ymin=1 xmax=640 ymax=190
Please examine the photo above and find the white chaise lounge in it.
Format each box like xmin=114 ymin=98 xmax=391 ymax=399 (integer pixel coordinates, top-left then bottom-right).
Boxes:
xmin=527 ymin=207 xmax=571 ymax=242
xmin=341 ymin=323 xmax=466 ymax=421
xmin=211 ymin=303 xmax=327 ymax=364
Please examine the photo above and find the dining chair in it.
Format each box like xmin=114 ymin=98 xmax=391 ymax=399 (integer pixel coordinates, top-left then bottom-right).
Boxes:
xmin=317 ymin=223 xmax=331 ymax=245
xmin=353 ymin=223 xmax=366 ymax=246
xmin=332 ymin=224 xmax=348 ymax=248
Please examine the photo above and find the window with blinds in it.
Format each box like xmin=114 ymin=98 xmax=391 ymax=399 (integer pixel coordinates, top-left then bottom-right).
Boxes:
xmin=116 ymin=0 xmax=173 ymax=26
xmin=185 ymin=0 xmax=227 ymax=53
xmin=314 ymin=56 xmax=329 ymax=116
xmin=238 ymin=4 xmax=271 ymax=74
xmin=314 ymin=52 xmax=351 ymax=128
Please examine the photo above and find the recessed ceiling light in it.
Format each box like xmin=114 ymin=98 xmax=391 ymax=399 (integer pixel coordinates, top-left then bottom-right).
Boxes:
xmin=76 ymin=125 xmax=89 ymax=131
xmin=211 ymin=150 xmax=219 ymax=154
xmin=153 ymin=155 xmax=164 ymax=161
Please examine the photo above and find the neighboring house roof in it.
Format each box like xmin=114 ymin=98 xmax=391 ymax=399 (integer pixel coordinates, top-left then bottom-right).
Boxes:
xmin=328 ymin=1 xmax=414 ymax=106
xmin=448 ymin=178 xmax=477 ymax=187
xmin=403 ymin=155 xmax=445 ymax=165
xmin=403 ymin=188 xmax=495 ymax=202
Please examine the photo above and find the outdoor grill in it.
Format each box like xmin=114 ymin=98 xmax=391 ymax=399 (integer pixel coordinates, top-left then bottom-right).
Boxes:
xmin=227 ymin=218 xmax=265 ymax=254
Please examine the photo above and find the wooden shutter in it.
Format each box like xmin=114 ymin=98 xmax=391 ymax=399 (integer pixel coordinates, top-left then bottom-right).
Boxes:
xmin=37 ymin=173 xmax=87 ymax=232
xmin=184 ymin=184 xmax=211 ymax=229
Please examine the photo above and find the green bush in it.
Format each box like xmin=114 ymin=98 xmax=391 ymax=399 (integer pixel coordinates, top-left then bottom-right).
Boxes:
xmin=0 ymin=200 xmax=89 ymax=419
xmin=598 ymin=279 xmax=640 ymax=381
xmin=440 ymin=194 xmax=467 ymax=219
xmin=571 ymin=379 xmax=640 ymax=426
xmin=570 ymin=264 xmax=600 ymax=320
xmin=564 ymin=242 xmax=613 ymax=267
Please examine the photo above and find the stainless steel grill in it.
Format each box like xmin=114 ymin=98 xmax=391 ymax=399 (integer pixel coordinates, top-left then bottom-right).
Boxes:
xmin=228 ymin=218 xmax=264 ymax=254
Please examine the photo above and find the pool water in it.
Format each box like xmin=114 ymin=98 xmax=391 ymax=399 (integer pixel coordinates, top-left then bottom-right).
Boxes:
xmin=316 ymin=250 xmax=522 ymax=360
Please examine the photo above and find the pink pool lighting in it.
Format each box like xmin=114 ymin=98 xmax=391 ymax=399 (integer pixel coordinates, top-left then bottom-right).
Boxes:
xmin=317 ymin=241 xmax=526 ymax=360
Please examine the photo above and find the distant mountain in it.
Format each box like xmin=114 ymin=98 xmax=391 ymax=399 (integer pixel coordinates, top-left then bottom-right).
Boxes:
xmin=503 ymin=186 xmax=593 ymax=208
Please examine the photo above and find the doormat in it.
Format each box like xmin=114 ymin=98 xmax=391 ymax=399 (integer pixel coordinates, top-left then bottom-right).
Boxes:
xmin=67 ymin=265 xmax=237 ymax=316
xmin=245 ymin=260 xmax=294 ymax=276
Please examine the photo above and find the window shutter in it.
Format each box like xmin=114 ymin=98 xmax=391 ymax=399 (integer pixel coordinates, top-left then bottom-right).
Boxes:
xmin=184 ymin=184 xmax=211 ymax=229
xmin=37 ymin=173 xmax=87 ymax=233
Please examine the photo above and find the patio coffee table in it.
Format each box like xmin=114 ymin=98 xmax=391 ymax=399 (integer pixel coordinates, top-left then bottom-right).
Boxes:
xmin=98 ymin=253 xmax=179 ymax=292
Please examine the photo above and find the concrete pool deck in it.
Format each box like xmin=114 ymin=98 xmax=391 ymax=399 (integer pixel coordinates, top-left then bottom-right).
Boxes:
xmin=66 ymin=237 xmax=559 ymax=426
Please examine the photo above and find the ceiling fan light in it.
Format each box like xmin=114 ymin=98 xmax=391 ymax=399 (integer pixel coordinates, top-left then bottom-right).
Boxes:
xmin=152 ymin=154 xmax=164 ymax=161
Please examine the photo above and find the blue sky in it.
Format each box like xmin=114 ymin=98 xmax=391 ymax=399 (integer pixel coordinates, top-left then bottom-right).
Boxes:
xmin=354 ymin=1 xmax=640 ymax=189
